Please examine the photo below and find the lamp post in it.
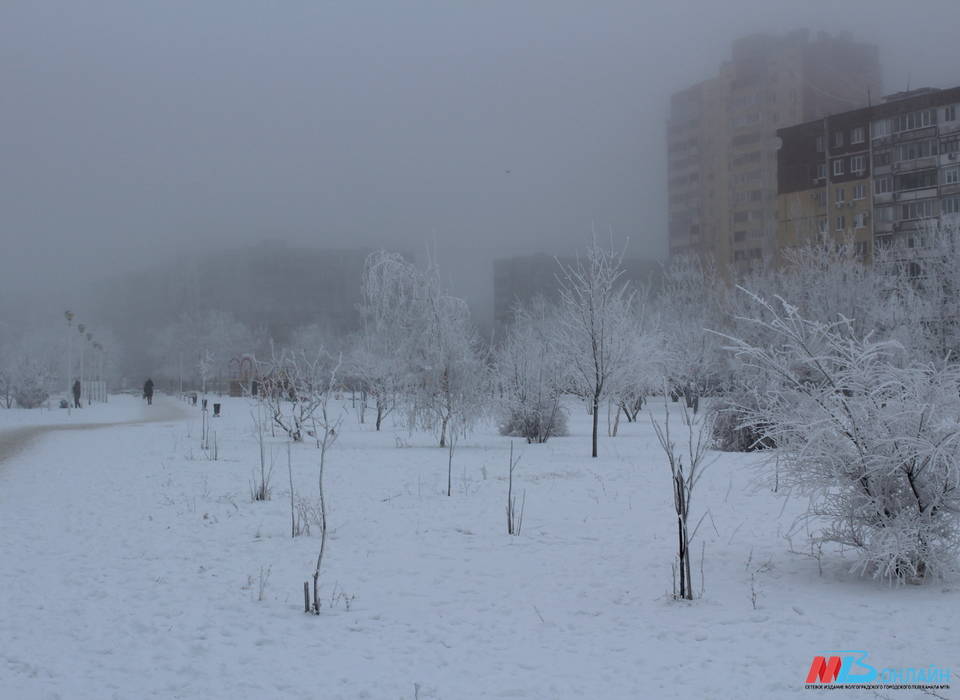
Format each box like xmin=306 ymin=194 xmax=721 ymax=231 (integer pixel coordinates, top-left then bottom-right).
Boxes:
xmin=64 ymin=311 xmax=74 ymax=412
xmin=86 ymin=331 xmax=93 ymax=405
xmin=77 ymin=324 xmax=85 ymax=408
xmin=93 ymin=342 xmax=102 ymax=402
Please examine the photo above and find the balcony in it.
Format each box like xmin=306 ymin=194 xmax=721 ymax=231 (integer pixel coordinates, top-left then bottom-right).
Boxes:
xmin=891 ymin=126 xmax=938 ymax=143
xmin=890 ymin=156 xmax=938 ymax=173
xmin=895 ymin=187 xmax=938 ymax=202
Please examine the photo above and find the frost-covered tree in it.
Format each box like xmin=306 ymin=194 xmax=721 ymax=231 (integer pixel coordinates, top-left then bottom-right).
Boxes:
xmin=0 ymin=328 xmax=61 ymax=408
xmin=553 ymin=238 xmax=638 ymax=457
xmin=412 ymin=280 xmax=486 ymax=448
xmin=358 ymin=250 xmax=485 ymax=447
xmin=655 ymin=255 xmax=727 ymax=410
xmin=150 ymin=309 xmax=257 ymax=388
xmin=874 ymin=218 xmax=960 ymax=362
xmin=723 ymin=291 xmax=960 ymax=582
xmin=258 ymin=346 xmax=338 ymax=443
xmin=495 ymin=297 xmax=567 ymax=443
xmin=349 ymin=251 xmax=423 ymax=431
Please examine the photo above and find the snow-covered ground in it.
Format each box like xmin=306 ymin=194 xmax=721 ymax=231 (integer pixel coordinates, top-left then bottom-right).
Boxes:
xmin=0 ymin=395 xmax=956 ymax=699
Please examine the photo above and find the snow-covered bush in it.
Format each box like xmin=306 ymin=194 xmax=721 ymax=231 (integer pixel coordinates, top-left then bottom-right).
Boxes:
xmin=499 ymin=398 xmax=569 ymax=443
xmin=12 ymin=359 xmax=49 ymax=408
xmin=0 ymin=366 xmax=12 ymax=408
xmin=723 ymin=292 xmax=960 ymax=582
xmin=709 ymin=390 xmax=773 ymax=453
xmin=495 ymin=299 xmax=567 ymax=443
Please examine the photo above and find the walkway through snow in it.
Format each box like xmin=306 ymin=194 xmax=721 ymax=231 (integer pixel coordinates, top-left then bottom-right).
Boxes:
xmin=0 ymin=397 xmax=187 ymax=467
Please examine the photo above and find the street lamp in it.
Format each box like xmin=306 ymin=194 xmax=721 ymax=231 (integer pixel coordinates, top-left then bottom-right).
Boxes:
xmin=64 ymin=311 xmax=74 ymax=411
xmin=77 ymin=324 xmax=86 ymax=407
xmin=86 ymin=331 xmax=93 ymax=405
xmin=93 ymin=342 xmax=102 ymax=402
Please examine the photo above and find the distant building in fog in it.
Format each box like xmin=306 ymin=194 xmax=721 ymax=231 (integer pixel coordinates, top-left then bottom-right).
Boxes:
xmin=667 ymin=29 xmax=882 ymax=277
xmin=493 ymin=253 xmax=660 ymax=327
xmin=91 ymin=243 xmax=381 ymax=379
xmin=776 ymin=86 xmax=960 ymax=260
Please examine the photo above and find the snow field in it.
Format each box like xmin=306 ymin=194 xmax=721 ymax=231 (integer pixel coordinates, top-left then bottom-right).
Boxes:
xmin=0 ymin=395 xmax=956 ymax=699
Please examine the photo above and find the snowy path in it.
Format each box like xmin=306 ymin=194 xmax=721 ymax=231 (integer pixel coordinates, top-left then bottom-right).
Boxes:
xmin=0 ymin=397 xmax=186 ymax=467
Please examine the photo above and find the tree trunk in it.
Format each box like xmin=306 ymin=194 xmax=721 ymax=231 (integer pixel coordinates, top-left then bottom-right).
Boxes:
xmin=591 ymin=396 xmax=599 ymax=458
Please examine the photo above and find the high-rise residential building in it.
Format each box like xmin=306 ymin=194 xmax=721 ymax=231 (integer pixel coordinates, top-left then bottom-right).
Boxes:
xmin=777 ymin=86 xmax=960 ymax=260
xmin=667 ymin=30 xmax=882 ymax=276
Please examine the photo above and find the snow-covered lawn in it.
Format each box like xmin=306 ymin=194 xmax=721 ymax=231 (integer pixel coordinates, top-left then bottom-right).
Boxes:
xmin=0 ymin=395 xmax=956 ymax=699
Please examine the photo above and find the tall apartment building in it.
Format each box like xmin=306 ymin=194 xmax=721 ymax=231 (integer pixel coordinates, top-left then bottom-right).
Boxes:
xmin=776 ymin=86 xmax=960 ymax=259
xmin=667 ymin=30 xmax=881 ymax=276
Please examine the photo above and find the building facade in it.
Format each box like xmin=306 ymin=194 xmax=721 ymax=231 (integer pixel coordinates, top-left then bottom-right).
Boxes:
xmin=668 ymin=30 xmax=882 ymax=277
xmin=776 ymin=86 xmax=960 ymax=259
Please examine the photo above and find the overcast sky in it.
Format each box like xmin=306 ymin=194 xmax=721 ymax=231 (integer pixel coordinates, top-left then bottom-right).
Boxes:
xmin=3 ymin=0 xmax=960 ymax=318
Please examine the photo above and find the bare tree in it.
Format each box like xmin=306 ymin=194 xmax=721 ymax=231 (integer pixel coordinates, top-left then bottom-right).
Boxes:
xmin=258 ymin=346 xmax=335 ymax=442
xmin=651 ymin=393 xmax=715 ymax=600
xmin=553 ymin=237 xmax=638 ymax=457
xmin=307 ymin=357 xmax=343 ymax=614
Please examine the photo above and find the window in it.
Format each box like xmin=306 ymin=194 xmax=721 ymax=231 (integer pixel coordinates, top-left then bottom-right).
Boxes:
xmin=875 ymin=175 xmax=893 ymax=194
xmin=900 ymin=199 xmax=936 ymax=220
xmin=851 ymin=127 xmax=865 ymax=144
xmin=834 ymin=131 xmax=844 ymax=148
xmin=876 ymin=205 xmax=894 ymax=223
xmin=944 ymin=166 xmax=960 ymax=185
xmin=896 ymin=140 xmax=937 ymax=162
xmin=944 ymin=196 xmax=960 ymax=215
xmin=855 ymin=241 xmax=869 ymax=258
xmin=817 ymin=163 xmax=827 ymax=179
xmin=836 ymin=215 xmax=846 ymax=231
xmin=850 ymin=155 xmax=866 ymax=173
xmin=815 ymin=190 xmax=827 ymax=207
xmin=835 ymin=187 xmax=845 ymax=203
xmin=872 ymin=118 xmax=891 ymax=140
xmin=854 ymin=212 xmax=866 ymax=229
xmin=946 ymin=105 xmax=957 ymax=122
xmin=833 ymin=159 xmax=844 ymax=176
xmin=874 ymin=150 xmax=891 ymax=166
xmin=895 ymin=170 xmax=938 ymax=190
xmin=734 ymin=230 xmax=747 ymax=242
xmin=818 ymin=217 xmax=828 ymax=234
xmin=892 ymin=109 xmax=937 ymax=133
xmin=944 ymin=139 xmax=960 ymax=155
xmin=853 ymin=183 xmax=866 ymax=200
xmin=815 ymin=135 xmax=824 ymax=152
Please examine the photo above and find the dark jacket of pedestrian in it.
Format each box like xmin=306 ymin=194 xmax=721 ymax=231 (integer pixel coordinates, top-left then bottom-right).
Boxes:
xmin=72 ymin=380 xmax=81 ymax=408
xmin=143 ymin=378 xmax=154 ymax=405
